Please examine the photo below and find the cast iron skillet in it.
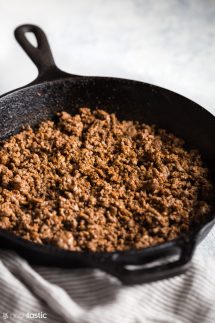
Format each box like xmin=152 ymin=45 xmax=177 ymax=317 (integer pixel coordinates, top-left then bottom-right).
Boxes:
xmin=0 ymin=24 xmax=214 ymax=285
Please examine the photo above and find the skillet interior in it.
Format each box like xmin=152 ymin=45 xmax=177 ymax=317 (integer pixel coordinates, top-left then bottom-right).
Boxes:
xmin=0 ymin=77 xmax=215 ymax=262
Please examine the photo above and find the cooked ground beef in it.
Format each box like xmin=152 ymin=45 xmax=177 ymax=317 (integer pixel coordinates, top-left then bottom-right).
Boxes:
xmin=0 ymin=107 xmax=214 ymax=252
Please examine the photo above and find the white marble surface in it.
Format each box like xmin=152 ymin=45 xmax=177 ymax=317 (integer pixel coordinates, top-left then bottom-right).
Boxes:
xmin=0 ymin=0 xmax=214 ymax=255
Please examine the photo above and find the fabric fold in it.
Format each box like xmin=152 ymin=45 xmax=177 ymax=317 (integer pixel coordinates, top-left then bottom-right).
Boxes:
xmin=0 ymin=249 xmax=215 ymax=323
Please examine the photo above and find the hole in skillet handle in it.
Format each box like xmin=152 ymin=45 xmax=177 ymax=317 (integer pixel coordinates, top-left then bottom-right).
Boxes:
xmin=25 ymin=32 xmax=38 ymax=48
xmin=95 ymin=236 xmax=196 ymax=285
xmin=14 ymin=24 xmax=78 ymax=84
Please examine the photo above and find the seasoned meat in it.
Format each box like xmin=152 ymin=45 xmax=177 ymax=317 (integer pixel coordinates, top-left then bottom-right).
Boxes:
xmin=0 ymin=107 xmax=214 ymax=252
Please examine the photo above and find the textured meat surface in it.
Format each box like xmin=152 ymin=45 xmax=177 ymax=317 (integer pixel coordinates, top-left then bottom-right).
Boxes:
xmin=0 ymin=108 xmax=214 ymax=252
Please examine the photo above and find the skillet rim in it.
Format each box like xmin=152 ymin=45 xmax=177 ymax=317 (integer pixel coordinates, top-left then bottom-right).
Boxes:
xmin=0 ymin=74 xmax=215 ymax=257
xmin=0 ymin=73 xmax=215 ymax=123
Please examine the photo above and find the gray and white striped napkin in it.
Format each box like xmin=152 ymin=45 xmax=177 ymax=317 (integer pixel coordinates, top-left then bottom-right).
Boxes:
xmin=0 ymin=248 xmax=215 ymax=323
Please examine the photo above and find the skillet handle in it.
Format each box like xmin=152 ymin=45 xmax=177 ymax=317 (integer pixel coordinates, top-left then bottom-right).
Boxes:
xmin=102 ymin=237 xmax=196 ymax=285
xmin=14 ymin=24 xmax=78 ymax=84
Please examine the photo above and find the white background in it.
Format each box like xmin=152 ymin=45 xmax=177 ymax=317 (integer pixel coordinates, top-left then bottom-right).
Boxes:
xmin=0 ymin=0 xmax=215 ymax=255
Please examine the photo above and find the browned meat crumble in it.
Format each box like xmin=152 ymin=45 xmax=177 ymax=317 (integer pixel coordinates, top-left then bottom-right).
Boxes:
xmin=0 ymin=107 xmax=214 ymax=252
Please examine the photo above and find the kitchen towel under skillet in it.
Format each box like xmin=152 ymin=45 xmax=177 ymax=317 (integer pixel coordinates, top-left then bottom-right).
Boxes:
xmin=0 ymin=249 xmax=215 ymax=323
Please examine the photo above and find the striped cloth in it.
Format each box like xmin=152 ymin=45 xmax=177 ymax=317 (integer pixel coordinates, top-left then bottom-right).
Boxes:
xmin=0 ymin=249 xmax=215 ymax=323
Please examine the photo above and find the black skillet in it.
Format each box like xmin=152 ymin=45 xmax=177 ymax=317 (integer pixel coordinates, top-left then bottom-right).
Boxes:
xmin=0 ymin=24 xmax=214 ymax=285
